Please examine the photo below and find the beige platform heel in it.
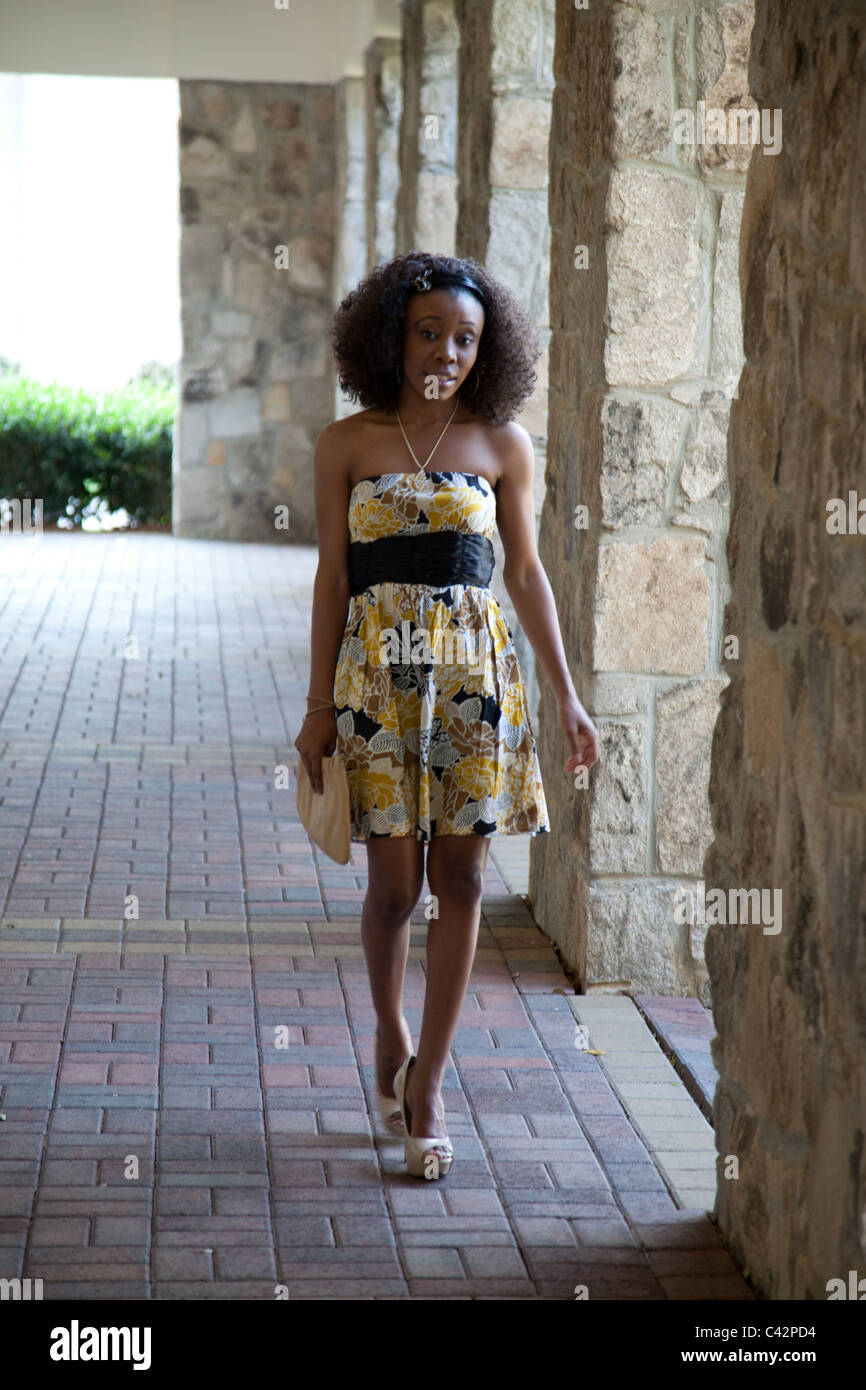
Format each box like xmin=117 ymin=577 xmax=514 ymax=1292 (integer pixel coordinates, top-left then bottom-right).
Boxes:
xmin=374 ymin=1022 xmax=413 ymax=1133
xmin=393 ymin=1055 xmax=453 ymax=1179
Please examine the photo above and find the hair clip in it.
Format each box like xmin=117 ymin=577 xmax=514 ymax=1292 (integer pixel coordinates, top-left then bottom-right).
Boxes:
xmin=414 ymin=269 xmax=433 ymax=291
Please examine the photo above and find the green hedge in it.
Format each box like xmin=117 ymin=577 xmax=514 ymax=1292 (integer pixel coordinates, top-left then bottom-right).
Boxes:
xmin=0 ymin=371 xmax=175 ymax=528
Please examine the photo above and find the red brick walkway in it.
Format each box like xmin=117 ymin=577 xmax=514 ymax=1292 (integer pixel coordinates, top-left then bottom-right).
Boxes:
xmin=0 ymin=533 xmax=751 ymax=1299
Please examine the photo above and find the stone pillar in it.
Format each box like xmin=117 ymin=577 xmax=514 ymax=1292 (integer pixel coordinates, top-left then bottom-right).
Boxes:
xmin=455 ymin=0 xmax=555 ymax=734
xmin=365 ymin=37 xmax=403 ymax=270
xmin=175 ymin=81 xmax=336 ymax=544
xmin=536 ymin=2 xmax=753 ymax=994
xmin=705 ymin=1 xmax=866 ymax=1299
xmin=396 ymin=0 xmax=459 ymax=254
xmin=333 ymin=76 xmax=368 ymax=420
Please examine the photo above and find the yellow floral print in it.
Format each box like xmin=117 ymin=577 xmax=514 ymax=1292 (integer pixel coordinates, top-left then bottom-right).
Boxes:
xmin=334 ymin=470 xmax=550 ymax=841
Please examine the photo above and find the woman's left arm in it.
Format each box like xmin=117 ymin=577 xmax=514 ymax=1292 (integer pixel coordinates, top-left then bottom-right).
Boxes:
xmin=495 ymin=423 xmax=600 ymax=775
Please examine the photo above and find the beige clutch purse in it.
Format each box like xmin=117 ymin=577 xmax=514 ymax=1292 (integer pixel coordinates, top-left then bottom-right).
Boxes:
xmin=296 ymin=754 xmax=351 ymax=864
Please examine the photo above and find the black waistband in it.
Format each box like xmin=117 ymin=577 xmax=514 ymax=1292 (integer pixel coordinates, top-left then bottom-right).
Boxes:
xmin=348 ymin=530 xmax=495 ymax=596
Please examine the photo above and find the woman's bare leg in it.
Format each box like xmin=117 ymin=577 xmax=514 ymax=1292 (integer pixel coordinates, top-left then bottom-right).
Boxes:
xmin=362 ymin=836 xmax=425 ymax=1097
xmin=403 ymin=834 xmax=490 ymax=1138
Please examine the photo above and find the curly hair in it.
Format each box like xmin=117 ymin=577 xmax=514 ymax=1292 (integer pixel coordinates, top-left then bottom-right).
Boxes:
xmin=329 ymin=251 xmax=541 ymax=423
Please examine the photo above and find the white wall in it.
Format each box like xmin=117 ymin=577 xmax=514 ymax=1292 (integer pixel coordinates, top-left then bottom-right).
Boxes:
xmin=0 ymin=0 xmax=400 ymax=82
xmin=0 ymin=73 xmax=180 ymax=390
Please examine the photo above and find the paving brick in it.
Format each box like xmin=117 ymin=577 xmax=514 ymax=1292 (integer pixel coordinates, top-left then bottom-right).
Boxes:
xmin=157 ymin=1188 xmax=212 ymax=1216
xmin=396 ymin=1227 xmax=515 ymax=1247
xmin=512 ymin=1216 xmax=578 ymax=1247
xmin=29 ymin=1219 xmax=90 ymax=1246
xmin=92 ymin=1217 xmax=151 ymax=1245
xmin=659 ymin=1273 xmax=756 ymax=1299
xmin=214 ymin=1246 xmax=278 ymax=1280
xmin=39 ymin=1160 xmax=99 ymax=1185
xmin=154 ymin=1247 xmax=214 ymax=1280
xmin=213 ymin=1189 xmax=270 ymax=1217
xmin=402 ymin=1247 xmax=464 ymax=1278
xmin=36 ymin=1280 xmax=152 ymax=1299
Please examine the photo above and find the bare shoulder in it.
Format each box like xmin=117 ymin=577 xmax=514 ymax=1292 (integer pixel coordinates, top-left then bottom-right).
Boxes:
xmin=487 ymin=419 xmax=535 ymax=485
xmin=315 ymin=411 xmax=370 ymax=452
xmin=314 ymin=410 xmax=375 ymax=479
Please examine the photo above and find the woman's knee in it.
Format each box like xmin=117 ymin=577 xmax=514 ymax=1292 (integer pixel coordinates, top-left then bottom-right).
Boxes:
xmin=364 ymin=842 xmax=424 ymax=921
xmin=427 ymin=844 xmax=487 ymax=903
xmin=366 ymin=880 xmax=423 ymax=922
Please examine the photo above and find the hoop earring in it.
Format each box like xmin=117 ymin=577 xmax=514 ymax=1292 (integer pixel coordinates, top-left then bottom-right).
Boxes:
xmin=395 ymin=364 xmax=403 ymax=385
xmin=471 ymin=367 xmax=480 ymax=395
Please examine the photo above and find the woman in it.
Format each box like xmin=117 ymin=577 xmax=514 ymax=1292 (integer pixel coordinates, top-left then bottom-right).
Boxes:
xmin=294 ymin=251 xmax=600 ymax=1179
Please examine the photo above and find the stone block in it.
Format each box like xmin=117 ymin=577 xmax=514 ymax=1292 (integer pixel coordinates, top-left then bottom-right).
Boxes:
xmin=491 ymin=0 xmax=539 ymax=79
xmin=709 ymin=189 xmax=747 ymax=388
xmin=418 ymin=80 xmax=457 ymax=167
xmin=287 ymin=237 xmax=330 ymax=292
xmin=656 ymin=677 xmax=728 ymax=876
xmin=599 ymin=394 xmax=682 ymax=527
xmin=198 ymin=84 xmax=235 ymax=125
xmin=587 ymin=882 xmax=692 ymax=994
xmin=416 ymin=171 xmax=457 ymax=256
xmin=179 ymin=405 xmax=209 ymax=463
xmin=265 ymin=134 xmax=311 ymax=198
xmin=230 ymin=103 xmax=257 ymax=153
xmin=210 ymin=311 xmax=253 ymax=338
xmin=271 ymin=339 xmax=328 ymax=379
xmin=262 ymin=385 xmax=291 ymax=422
xmin=605 ymin=166 xmax=704 ymax=387
xmin=180 ymin=133 xmax=230 ymax=179
xmin=608 ymin=6 xmax=671 ymax=161
xmin=208 ymin=392 xmax=261 ymax=438
xmin=490 ymin=98 xmax=550 ymax=189
xmin=487 ymin=190 xmax=549 ymax=305
xmin=595 ymin=537 xmax=710 ymax=674
xmin=587 ymin=676 xmax=651 ymax=717
xmin=680 ymin=404 xmax=731 ymax=503
xmin=421 ymin=0 xmax=460 ymax=79
xmin=695 ymin=4 xmax=757 ymax=176
xmin=260 ymin=97 xmax=302 ymax=131
xmin=587 ymin=719 xmax=648 ymax=873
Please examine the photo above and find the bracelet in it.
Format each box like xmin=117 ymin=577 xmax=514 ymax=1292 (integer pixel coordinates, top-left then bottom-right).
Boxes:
xmin=304 ymin=695 xmax=336 ymax=720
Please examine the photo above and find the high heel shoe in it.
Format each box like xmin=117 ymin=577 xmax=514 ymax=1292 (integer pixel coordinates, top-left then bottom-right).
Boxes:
xmin=393 ymin=1055 xmax=453 ymax=1179
xmin=376 ymin=1088 xmax=404 ymax=1133
xmin=374 ymin=1024 xmax=411 ymax=1133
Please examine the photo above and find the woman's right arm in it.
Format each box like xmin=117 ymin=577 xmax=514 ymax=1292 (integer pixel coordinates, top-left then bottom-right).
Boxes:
xmin=293 ymin=421 xmax=353 ymax=793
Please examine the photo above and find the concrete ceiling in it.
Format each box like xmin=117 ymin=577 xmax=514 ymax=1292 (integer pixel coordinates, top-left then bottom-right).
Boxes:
xmin=0 ymin=0 xmax=401 ymax=82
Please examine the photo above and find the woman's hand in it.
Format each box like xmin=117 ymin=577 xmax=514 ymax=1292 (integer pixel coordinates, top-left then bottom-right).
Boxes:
xmin=294 ymin=709 xmax=337 ymax=794
xmin=558 ymin=694 xmax=600 ymax=778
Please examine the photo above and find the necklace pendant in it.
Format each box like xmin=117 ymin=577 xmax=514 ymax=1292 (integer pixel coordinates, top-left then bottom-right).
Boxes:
xmin=396 ymin=400 xmax=460 ymax=474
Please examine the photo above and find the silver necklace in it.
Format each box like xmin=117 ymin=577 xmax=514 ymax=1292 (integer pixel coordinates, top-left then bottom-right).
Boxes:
xmin=396 ymin=401 xmax=460 ymax=473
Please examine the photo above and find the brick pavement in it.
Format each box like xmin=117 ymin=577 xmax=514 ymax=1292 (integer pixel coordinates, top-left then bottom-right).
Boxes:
xmin=0 ymin=533 xmax=752 ymax=1299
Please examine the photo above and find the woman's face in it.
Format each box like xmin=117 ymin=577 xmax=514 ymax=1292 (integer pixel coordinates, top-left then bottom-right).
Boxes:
xmin=400 ymin=287 xmax=485 ymax=403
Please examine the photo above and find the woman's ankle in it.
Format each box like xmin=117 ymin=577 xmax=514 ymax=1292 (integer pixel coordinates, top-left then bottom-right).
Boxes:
xmin=407 ymin=1056 xmax=445 ymax=1095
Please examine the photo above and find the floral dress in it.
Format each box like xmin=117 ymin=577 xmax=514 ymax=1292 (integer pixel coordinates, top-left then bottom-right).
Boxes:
xmin=334 ymin=469 xmax=550 ymax=841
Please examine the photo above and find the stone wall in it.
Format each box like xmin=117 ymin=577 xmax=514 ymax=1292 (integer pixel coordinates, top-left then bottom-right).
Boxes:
xmin=705 ymin=0 xmax=866 ymax=1299
xmin=365 ymin=36 xmax=403 ymax=270
xmin=175 ymin=80 xmax=336 ymax=544
xmin=455 ymin=0 xmax=555 ymax=733
xmin=396 ymin=0 xmax=458 ymax=254
xmin=333 ymin=76 xmax=368 ymax=421
xmin=535 ymin=1 xmax=752 ymax=995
